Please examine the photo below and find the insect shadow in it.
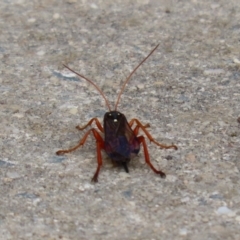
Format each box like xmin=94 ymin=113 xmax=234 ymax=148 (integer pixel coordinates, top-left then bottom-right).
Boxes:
xmin=56 ymin=44 xmax=177 ymax=182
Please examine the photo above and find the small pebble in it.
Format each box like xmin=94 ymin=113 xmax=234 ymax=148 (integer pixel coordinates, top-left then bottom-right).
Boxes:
xmin=27 ymin=18 xmax=36 ymax=23
xmin=218 ymin=121 xmax=227 ymax=127
xmin=83 ymin=183 xmax=94 ymax=190
xmin=6 ymin=171 xmax=21 ymax=179
xmin=105 ymin=71 xmax=114 ymax=79
xmin=166 ymin=175 xmax=177 ymax=182
xmin=37 ymin=50 xmax=45 ymax=56
xmin=90 ymin=3 xmax=98 ymax=9
xmin=119 ymin=172 xmax=130 ymax=180
xmin=179 ymin=228 xmax=188 ymax=236
xmin=165 ymin=155 xmax=173 ymax=161
xmin=211 ymin=3 xmax=220 ymax=9
xmin=185 ymin=153 xmax=196 ymax=162
xmin=216 ymin=206 xmax=235 ymax=216
xmin=137 ymin=84 xmax=145 ymax=90
xmin=154 ymin=81 xmax=164 ymax=86
xmin=181 ymin=196 xmax=190 ymax=203
xmin=233 ymin=58 xmax=240 ymax=65
xmin=13 ymin=113 xmax=24 ymax=118
xmin=204 ymin=69 xmax=225 ymax=75
xmin=53 ymin=13 xmax=60 ymax=19
xmin=69 ymin=107 xmax=78 ymax=115
xmin=235 ymin=216 xmax=240 ymax=222
xmin=79 ymin=183 xmax=94 ymax=191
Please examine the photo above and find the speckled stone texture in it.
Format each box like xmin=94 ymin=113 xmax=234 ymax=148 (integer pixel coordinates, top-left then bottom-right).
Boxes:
xmin=1 ymin=0 xmax=240 ymax=239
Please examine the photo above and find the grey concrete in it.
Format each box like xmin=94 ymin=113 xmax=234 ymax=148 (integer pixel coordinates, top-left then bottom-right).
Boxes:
xmin=1 ymin=0 xmax=240 ymax=239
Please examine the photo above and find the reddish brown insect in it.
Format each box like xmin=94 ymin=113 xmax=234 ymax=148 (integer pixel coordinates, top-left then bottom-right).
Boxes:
xmin=56 ymin=44 xmax=177 ymax=182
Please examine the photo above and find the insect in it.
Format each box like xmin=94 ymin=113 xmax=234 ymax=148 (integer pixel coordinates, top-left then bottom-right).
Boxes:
xmin=56 ymin=44 xmax=177 ymax=182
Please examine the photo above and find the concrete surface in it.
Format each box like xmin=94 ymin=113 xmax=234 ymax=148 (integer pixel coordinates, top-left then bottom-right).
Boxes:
xmin=1 ymin=0 xmax=240 ymax=239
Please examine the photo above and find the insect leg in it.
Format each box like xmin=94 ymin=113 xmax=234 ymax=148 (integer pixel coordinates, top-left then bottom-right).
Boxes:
xmin=133 ymin=125 xmax=140 ymax=135
xmin=56 ymin=128 xmax=104 ymax=182
xmin=130 ymin=118 xmax=177 ymax=150
xmin=76 ymin=118 xmax=103 ymax=132
xmin=56 ymin=128 xmax=96 ymax=155
xmin=129 ymin=119 xmax=150 ymax=135
xmin=137 ymin=136 xmax=166 ymax=178
xmin=90 ymin=129 xmax=104 ymax=182
xmin=128 ymin=119 xmax=150 ymax=129
xmin=132 ymin=124 xmax=150 ymax=135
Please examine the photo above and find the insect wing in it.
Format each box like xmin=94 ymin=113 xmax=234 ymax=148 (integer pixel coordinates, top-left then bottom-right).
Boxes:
xmin=104 ymin=115 xmax=139 ymax=161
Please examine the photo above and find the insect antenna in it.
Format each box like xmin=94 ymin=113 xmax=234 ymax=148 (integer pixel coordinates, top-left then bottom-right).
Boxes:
xmin=63 ymin=64 xmax=112 ymax=111
xmin=114 ymin=44 xmax=159 ymax=110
